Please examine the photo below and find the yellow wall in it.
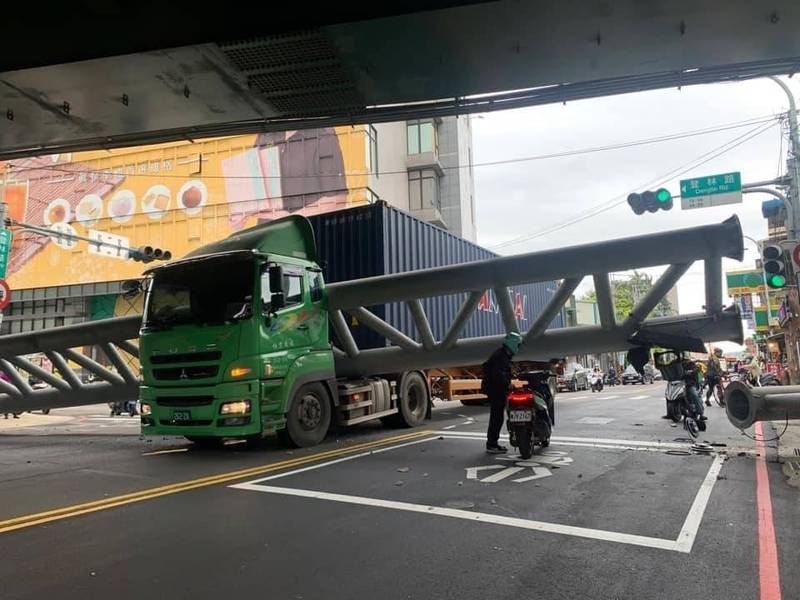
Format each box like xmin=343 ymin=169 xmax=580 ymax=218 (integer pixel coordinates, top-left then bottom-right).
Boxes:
xmin=4 ymin=127 xmax=372 ymax=289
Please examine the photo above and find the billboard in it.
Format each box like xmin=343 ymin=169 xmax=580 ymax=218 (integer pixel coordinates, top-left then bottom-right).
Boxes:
xmin=2 ymin=127 xmax=373 ymax=290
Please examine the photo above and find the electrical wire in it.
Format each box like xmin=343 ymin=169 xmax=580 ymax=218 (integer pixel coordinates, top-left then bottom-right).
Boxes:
xmin=489 ymin=120 xmax=779 ymax=251
xmin=2 ymin=114 xmax=780 ymax=183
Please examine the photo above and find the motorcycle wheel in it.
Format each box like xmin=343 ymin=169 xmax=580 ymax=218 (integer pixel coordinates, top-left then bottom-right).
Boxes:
xmin=684 ymin=417 xmax=700 ymax=438
xmin=516 ymin=427 xmax=533 ymax=459
xmin=666 ymin=401 xmax=682 ymax=423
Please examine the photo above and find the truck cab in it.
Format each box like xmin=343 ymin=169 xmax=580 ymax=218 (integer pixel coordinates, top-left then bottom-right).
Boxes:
xmin=138 ymin=216 xmax=336 ymax=447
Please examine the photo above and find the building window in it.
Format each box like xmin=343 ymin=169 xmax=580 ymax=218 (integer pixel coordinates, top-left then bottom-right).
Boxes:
xmin=365 ymin=125 xmax=378 ymax=175
xmin=408 ymin=169 xmax=440 ymax=211
xmin=407 ymin=120 xmax=437 ymax=155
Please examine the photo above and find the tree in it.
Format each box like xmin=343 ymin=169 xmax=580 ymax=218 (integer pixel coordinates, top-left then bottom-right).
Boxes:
xmin=581 ymin=271 xmax=673 ymax=322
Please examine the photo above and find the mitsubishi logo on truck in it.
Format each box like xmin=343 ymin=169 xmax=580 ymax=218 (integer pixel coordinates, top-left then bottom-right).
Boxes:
xmin=179 ymin=369 xmax=188 ymax=379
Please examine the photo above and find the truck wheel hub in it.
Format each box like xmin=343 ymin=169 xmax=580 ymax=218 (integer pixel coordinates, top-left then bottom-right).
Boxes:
xmin=298 ymin=394 xmax=322 ymax=429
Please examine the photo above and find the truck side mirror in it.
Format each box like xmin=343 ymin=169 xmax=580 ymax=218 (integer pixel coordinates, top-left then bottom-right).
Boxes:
xmin=268 ymin=265 xmax=284 ymax=294
xmin=270 ymin=292 xmax=286 ymax=312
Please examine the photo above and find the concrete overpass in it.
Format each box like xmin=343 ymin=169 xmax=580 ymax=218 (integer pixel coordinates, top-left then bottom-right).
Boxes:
xmin=1 ymin=0 xmax=799 ymax=159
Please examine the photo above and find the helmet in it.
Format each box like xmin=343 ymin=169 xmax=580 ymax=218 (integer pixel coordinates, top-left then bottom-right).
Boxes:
xmin=503 ymin=332 xmax=523 ymax=355
xmin=713 ymin=347 xmax=723 ymax=357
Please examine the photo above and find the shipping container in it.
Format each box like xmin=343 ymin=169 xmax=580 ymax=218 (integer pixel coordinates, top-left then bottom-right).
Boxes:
xmin=309 ymin=202 xmax=563 ymax=349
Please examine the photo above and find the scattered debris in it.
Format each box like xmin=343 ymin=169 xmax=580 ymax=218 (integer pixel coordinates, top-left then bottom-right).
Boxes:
xmin=577 ymin=473 xmax=583 ymax=478
xmin=457 ymin=481 xmax=463 ymax=486
xmin=397 ymin=467 xmax=410 ymax=473
xmin=446 ymin=500 xmax=475 ymax=509
xmin=422 ymin=473 xmax=429 ymax=478
xmin=394 ymin=481 xmax=404 ymax=487
xmin=709 ymin=442 xmax=727 ymax=447
xmin=717 ymin=475 xmax=727 ymax=480
xmin=738 ymin=451 xmax=747 ymax=457
xmin=646 ymin=470 xmax=656 ymax=475
xmin=493 ymin=546 xmax=502 ymax=551
xmin=666 ymin=449 xmax=692 ymax=456
xmin=633 ymin=423 xmax=644 ymax=426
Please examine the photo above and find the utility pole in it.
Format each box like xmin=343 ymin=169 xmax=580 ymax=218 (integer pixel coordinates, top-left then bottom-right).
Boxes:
xmin=766 ymin=77 xmax=800 ymax=383
xmin=768 ymin=77 xmax=800 ymax=238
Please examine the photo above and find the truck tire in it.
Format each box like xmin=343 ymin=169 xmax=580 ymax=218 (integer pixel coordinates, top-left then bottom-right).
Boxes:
xmin=397 ymin=372 xmax=429 ymax=427
xmin=279 ymin=382 xmax=332 ymax=447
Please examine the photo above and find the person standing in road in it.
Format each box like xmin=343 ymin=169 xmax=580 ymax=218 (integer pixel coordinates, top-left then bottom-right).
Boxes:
xmin=481 ymin=332 xmax=523 ymax=454
xmin=704 ymin=347 xmax=723 ymax=406
xmin=1 ymin=371 xmax=20 ymax=419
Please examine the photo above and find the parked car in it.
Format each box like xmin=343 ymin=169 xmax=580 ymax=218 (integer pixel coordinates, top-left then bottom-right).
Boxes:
xmin=557 ymin=363 xmax=589 ymax=392
xmin=621 ymin=365 xmax=655 ymax=385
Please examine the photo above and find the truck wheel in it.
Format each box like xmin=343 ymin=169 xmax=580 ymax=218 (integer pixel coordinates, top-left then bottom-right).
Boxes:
xmin=279 ymin=383 xmax=331 ymax=448
xmin=397 ymin=372 xmax=429 ymax=427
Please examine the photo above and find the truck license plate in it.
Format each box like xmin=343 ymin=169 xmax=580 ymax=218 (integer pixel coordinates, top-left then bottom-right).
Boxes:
xmin=172 ymin=410 xmax=191 ymax=421
xmin=509 ymin=409 xmax=532 ymax=422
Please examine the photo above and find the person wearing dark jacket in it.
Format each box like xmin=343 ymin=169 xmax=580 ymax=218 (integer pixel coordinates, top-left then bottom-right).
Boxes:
xmin=481 ymin=332 xmax=523 ymax=454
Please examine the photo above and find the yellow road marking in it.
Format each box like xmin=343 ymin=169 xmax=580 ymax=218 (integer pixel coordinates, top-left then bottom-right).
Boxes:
xmin=141 ymin=448 xmax=190 ymax=456
xmin=0 ymin=429 xmax=433 ymax=535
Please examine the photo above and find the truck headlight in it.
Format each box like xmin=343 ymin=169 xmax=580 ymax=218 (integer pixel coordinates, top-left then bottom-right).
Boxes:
xmin=141 ymin=403 xmax=152 ymax=416
xmin=220 ymin=400 xmax=251 ymax=415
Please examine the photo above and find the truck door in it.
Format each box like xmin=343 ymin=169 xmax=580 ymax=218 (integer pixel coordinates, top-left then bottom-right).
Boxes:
xmin=260 ymin=265 xmax=312 ymax=354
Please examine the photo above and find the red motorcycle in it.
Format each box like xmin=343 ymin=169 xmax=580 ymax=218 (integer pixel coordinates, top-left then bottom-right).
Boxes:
xmin=506 ymin=371 xmax=554 ymax=459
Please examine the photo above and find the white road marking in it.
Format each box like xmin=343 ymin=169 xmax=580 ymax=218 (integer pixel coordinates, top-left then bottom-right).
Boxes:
xmin=240 ymin=436 xmax=437 ymax=486
xmin=629 ymin=395 xmax=650 ymax=400
xmin=234 ymin=483 xmax=678 ymax=551
xmin=442 ymin=425 xmax=457 ymax=430
xmin=512 ymin=467 xmax=554 ymax=483
xmin=435 ymin=431 xmax=692 ymax=450
xmin=232 ymin=434 xmax=724 ymax=553
xmin=465 ymin=465 xmax=504 ymax=480
xmin=576 ymin=417 xmax=615 ymax=425
xmin=480 ymin=466 xmax=526 ymax=483
xmin=673 ymin=453 xmax=726 ymax=553
xmin=602 ymin=395 xmax=619 ymax=400
xmin=570 ymin=395 xmax=589 ymax=400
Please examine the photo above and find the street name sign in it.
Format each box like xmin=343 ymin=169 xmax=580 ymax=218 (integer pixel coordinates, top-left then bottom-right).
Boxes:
xmin=680 ymin=172 xmax=742 ymax=210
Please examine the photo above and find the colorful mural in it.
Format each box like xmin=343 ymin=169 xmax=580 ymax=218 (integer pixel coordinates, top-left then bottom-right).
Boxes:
xmin=1 ymin=127 xmax=373 ymax=289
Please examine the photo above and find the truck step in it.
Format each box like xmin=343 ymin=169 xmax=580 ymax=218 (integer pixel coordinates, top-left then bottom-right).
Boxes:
xmin=339 ymin=407 xmax=398 ymax=426
xmin=337 ymin=399 xmax=374 ymax=411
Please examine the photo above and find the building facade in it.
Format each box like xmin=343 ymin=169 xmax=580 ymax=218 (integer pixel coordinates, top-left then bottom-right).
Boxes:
xmin=0 ymin=118 xmax=476 ymax=334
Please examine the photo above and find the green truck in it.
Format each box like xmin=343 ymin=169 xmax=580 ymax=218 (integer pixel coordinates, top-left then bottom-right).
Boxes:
xmin=138 ymin=215 xmax=431 ymax=447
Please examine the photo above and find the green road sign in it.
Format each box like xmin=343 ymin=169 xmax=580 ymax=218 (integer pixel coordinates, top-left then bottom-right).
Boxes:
xmin=680 ymin=171 xmax=742 ymax=210
xmin=0 ymin=229 xmax=12 ymax=279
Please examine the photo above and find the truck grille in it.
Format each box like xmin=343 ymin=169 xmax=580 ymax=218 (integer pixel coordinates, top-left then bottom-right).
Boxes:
xmin=156 ymin=396 xmax=214 ymax=407
xmin=151 ymin=351 xmax=222 ymax=364
xmin=153 ymin=366 xmax=219 ymax=380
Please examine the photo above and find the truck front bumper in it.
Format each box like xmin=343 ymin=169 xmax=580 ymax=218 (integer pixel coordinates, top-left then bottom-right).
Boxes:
xmin=139 ymin=380 xmax=261 ymax=438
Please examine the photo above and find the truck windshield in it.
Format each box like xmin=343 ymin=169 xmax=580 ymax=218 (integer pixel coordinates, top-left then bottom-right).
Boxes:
xmin=143 ymin=257 xmax=254 ymax=329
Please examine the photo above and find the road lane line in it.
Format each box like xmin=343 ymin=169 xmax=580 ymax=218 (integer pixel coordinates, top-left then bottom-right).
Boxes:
xmin=754 ymin=422 xmax=783 ymax=600
xmin=629 ymin=395 xmax=649 ymax=400
xmin=673 ymin=453 xmax=726 ymax=553
xmin=435 ymin=431 xmax=693 ymax=450
xmin=442 ymin=425 xmax=457 ymax=430
xmin=237 ymin=484 xmax=678 ymax=552
xmin=0 ymin=429 xmax=433 ymax=535
xmin=233 ymin=437 xmax=437 ymax=486
xmin=142 ymin=448 xmax=190 ymax=456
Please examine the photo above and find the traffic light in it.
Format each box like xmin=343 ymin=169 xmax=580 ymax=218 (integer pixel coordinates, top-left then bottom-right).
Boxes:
xmin=627 ymin=188 xmax=673 ymax=214
xmin=129 ymin=246 xmax=172 ymax=263
xmin=761 ymin=243 xmax=787 ymax=289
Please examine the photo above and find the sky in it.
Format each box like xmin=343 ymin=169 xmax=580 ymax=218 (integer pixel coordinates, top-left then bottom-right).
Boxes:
xmin=471 ymin=76 xmax=799 ymax=350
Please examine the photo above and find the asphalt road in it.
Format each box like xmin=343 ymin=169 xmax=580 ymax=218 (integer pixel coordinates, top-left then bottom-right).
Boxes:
xmin=1 ymin=382 xmax=797 ymax=600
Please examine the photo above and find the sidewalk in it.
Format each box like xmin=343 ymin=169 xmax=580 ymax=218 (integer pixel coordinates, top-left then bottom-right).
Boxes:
xmin=772 ymin=419 xmax=800 ymax=488
xmin=0 ymin=412 xmax=72 ymax=430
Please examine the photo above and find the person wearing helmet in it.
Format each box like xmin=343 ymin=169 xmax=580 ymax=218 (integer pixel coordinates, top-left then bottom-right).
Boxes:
xmin=704 ymin=347 xmax=723 ymax=406
xmin=480 ymin=332 xmax=523 ymax=454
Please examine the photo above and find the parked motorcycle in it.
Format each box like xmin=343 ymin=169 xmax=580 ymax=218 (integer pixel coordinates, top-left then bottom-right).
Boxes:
xmin=109 ymin=400 xmax=138 ymax=417
xmin=506 ymin=371 xmax=554 ymax=459
xmin=590 ymin=372 xmax=604 ymax=393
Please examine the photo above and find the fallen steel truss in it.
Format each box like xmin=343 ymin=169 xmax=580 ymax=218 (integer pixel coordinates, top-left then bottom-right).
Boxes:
xmin=0 ymin=217 xmax=744 ymax=413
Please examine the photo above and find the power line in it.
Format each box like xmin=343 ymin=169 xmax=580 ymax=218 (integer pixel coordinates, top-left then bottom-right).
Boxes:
xmin=3 ymin=114 xmax=780 ymax=183
xmin=490 ymin=120 xmax=778 ymax=250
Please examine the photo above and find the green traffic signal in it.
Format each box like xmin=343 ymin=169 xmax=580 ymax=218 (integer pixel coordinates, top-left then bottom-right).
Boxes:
xmin=655 ymin=188 xmax=671 ymax=203
xmin=767 ymin=273 xmax=787 ymax=289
